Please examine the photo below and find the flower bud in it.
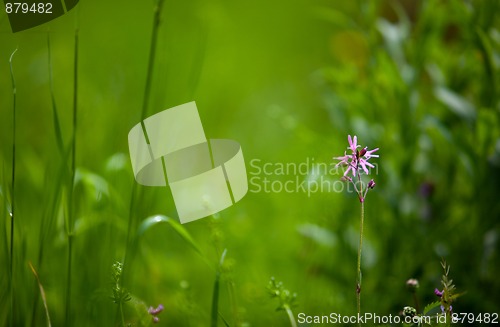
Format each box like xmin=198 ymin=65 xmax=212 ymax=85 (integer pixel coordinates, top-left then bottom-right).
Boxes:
xmin=406 ymin=278 xmax=419 ymax=292
xmin=367 ymin=179 xmax=376 ymax=189
xmin=341 ymin=176 xmax=353 ymax=182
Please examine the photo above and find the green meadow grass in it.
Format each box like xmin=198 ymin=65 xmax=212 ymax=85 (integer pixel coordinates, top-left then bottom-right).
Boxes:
xmin=1 ymin=0 xmax=499 ymax=326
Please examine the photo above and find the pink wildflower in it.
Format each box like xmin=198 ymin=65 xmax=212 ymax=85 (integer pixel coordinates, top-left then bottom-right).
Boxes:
xmin=334 ymin=135 xmax=378 ymax=177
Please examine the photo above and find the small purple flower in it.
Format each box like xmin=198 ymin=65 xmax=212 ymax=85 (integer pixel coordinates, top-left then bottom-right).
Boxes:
xmin=440 ymin=305 xmax=452 ymax=314
xmin=148 ymin=304 xmax=164 ymax=323
xmin=334 ymin=135 xmax=379 ymax=177
xmin=148 ymin=304 xmax=164 ymax=315
xmin=434 ymin=288 xmax=443 ymax=297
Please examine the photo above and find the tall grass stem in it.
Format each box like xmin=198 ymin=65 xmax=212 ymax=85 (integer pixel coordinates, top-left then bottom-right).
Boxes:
xmin=122 ymin=0 xmax=165 ymax=280
xmin=141 ymin=0 xmax=165 ymax=121
xmin=211 ymin=249 xmax=227 ymax=327
xmin=8 ymin=47 xmax=18 ymax=327
xmin=65 ymin=20 xmax=79 ymax=326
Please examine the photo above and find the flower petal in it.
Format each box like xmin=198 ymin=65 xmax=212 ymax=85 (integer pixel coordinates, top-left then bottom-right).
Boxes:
xmin=360 ymin=161 xmax=369 ymax=175
xmin=364 ymin=148 xmax=379 ymax=158
xmin=364 ymin=160 xmax=374 ymax=168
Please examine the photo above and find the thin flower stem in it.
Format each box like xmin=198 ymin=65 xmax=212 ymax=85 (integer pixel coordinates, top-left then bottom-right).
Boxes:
xmin=356 ymin=161 xmax=363 ymax=202
xmin=356 ymin=200 xmax=364 ymax=326
xmin=334 ymin=135 xmax=376 ymax=324
xmin=284 ymin=305 xmax=297 ymax=327
xmin=119 ymin=302 xmax=125 ymax=327
xmin=349 ymin=179 xmax=360 ymax=194
xmin=412 ymin=292 xmax=420 ymax=313
xmin=353 ymin=158 xmax=365 ymax=324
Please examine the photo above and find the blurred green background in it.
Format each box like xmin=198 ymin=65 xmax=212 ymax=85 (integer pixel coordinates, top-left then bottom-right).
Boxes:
xmin=1 ymin=0 xmax=499 ymax=326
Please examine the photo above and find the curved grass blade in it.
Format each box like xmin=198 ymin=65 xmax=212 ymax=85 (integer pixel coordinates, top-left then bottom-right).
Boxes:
xmin=29 ymin=262 xmax=52 ymax=327
xmin=137 ymin=215 xmax=206 ymax=262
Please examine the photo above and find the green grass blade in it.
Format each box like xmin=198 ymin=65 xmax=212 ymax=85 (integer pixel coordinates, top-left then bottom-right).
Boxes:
xmin=122 ymin=0 xmax=165 ymax=288
xmin=47 ymin=34 xmax=65 ymax=155
xmin=137 ymin=215 xmax=205 ymax=258
xmin=65 ymin=21 xmax=79 ymax=326
xmin=141 ymin=0 xmax=165 ymax=120
xmin=188 ymin=23 xmax=207 ymax=99
xmin=475 ymin=27 xmax=497 ymax=106
xmin=8 ymin=47 xmax=18 ymax=327
xmin=2 ymin=161 xmax=12 ymax=325
xmin=211 ymin=272 xmax=220 ymax=327
xmin=211 ymin=248 xmax=227 ymax=327
xmin=28 ymin=262 xmax=52 ymax=327
xmin=218 ymin=312 xmax=230 ymax=327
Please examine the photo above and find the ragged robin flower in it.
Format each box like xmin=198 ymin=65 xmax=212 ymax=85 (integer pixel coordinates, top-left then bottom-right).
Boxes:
xmin=334 ymin=135 xmax=379 ymax=177
xmin=332 ymin=135 xmax=380 ymax=326
xmin=334 ymin=135 xmax=379 ymax=202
